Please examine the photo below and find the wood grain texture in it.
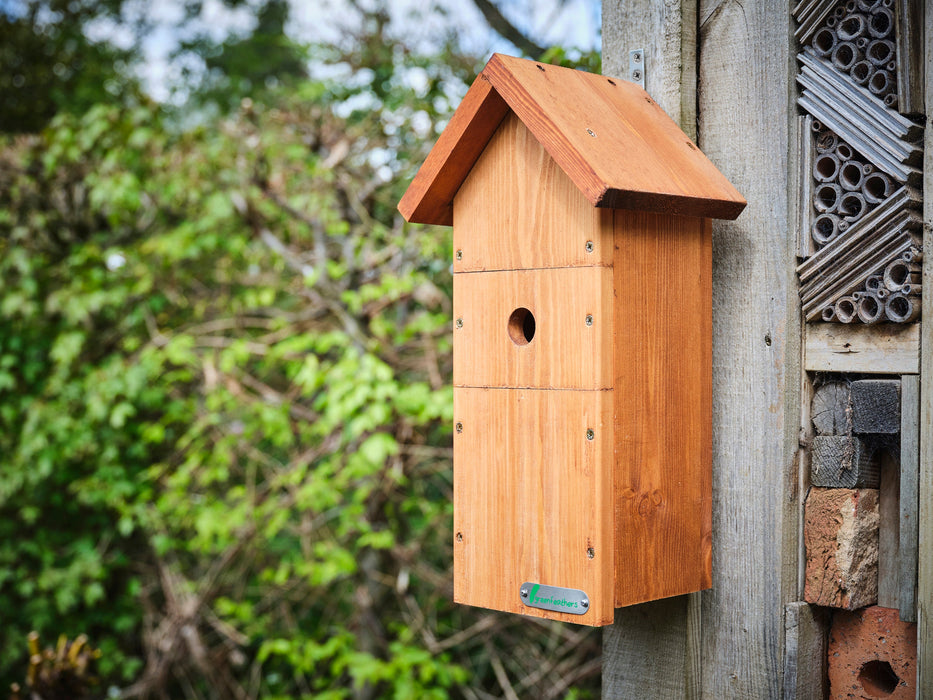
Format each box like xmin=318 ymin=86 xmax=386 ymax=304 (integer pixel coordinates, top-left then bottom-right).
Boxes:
xmin=398 ymin=53 xmax=747 ymax=226
xmin=918 ymin=4 xmax=933 ymax=686
xmin=804 ymin=322 xmax=920 ymax=374
xmin=601 ymin=1 xmax=701 ymax=694
xmin=453 ymin=267 xmax=613 ymax=390
xmin=452 ymin=387 xmax=614 ymax=626
xmin=601 ymin=0 xmax=698 ymax=141
xmin=698 ymin=0 xmax=799 ymax=696
xmin=878 ymin=450 xmax=901 ymax=609
xmin=603 ymin=596 xmax=689 ymax=699
xmin=397 ymin=73 xmax=508 ymax=226
xmin=782 ymin=602 xmax=829 ymax=699
xmin=894 ymin=0 xmax=924 ymax=116
xmin=483 ymin=54 xmax=746 ymax=220
xmin=452 ymin=113 xmax=614 ymax=273
xmin=851 ymin=379 xmax=902 ymax=434
xmin=612 ymin=209 xmax=712 ymax=606
xmin=899 ymin=374 xmax=919 ymax=623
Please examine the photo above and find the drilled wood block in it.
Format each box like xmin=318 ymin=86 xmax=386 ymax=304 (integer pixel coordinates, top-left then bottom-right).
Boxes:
xmin=811 ymin=435 xmax=879 ymax=488
xmin=828 ymin=606 xmax=917 ymax=699
xmin=805 ymin=488 xmax=879 ymax=610
xmin=851 ymin=379 xmax=902 ymax=434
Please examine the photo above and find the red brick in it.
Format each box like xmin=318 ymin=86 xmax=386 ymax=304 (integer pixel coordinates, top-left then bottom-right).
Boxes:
xmin=804 ymin=488 xmax=879 ymax=609
xmin=828 ymin=606 xmax=917 ymax=699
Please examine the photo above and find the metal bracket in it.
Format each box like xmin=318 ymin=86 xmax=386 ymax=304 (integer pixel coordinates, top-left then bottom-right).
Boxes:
xmin=629 ymin=48 xmax=645 ymax=89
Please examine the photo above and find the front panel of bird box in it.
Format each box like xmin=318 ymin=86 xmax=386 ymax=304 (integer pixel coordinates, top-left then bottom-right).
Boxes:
xmin=451 ymin=114 xmax=616 ymax=625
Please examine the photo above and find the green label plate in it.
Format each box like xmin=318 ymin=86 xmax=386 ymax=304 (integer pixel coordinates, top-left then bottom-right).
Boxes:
xmin=519 ymin=582 xmax=589 ymax=615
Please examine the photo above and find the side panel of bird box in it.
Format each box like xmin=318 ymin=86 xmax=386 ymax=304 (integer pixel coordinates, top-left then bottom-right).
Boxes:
xmin=612 ymin=210 xmax=713 ymax=606
xmin=453 ymin=268 xmax=613 ymax=390
xmin=453 ymin=387 xmax=615 ymax=625
xmin=452 ymin=112 xmax=613 ymax=273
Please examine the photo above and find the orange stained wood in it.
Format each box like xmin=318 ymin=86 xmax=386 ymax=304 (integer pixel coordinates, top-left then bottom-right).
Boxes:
xmin=453 ymin=387 xmax=615 ymax=626
xmin=453 ymin=112 xmax=614 ymax=272
xmin=399 ymin=53 xmax=747 ymax=226
xmin=612 ymin=210 xmax=713 ymax=605
xmin=453 ymin=267 xmax=613 ymax=390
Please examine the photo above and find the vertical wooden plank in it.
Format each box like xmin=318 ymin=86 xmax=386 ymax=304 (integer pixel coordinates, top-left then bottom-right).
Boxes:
xmin=900 ymin=374 xmax=919 ymax=623
xmin=603 ymin=597 xmax=688 ymax=698
xmin=878 ymin=450 xmax=901 ymax=609
xmin=919 ymin=3 xmax=933 ymax=693
xmin=602 ymin=1 xmax=699 ymax=696
xmin=697 ymin=0 xmax=799 ymax=697
xmin=612 ymin=211 xmax=712 ymax=606
xmin=602 ymin=0 xmax=698 ymax=141
xmin=782 ymin=602 xmax=829 ymax=699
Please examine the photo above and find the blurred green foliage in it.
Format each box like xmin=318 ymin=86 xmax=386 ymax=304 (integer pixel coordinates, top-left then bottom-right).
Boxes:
xmin=0 ymin=1 xmax=601 ymax=697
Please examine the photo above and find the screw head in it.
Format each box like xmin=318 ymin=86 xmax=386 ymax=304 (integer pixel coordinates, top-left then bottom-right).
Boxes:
xmin=585 ymin=240 xmax=594 ymax=253
xmin=581 ymin=599 xmax=589 ymax=608
xmin=632 ymin=70 xmax=643 ymax=81
xmin=456 ymin=249 xmax=462 ymax=261
xmin=455 ymin=318 xmax=463 ymax=328
xmin=585 ymin=314 xmax=593 ymax=326
xmin=520 ymin=587 xmax=529 ymax=598
xmin=456 ymin=532 xmax=463 ymax=542
xmin=633 ymin=52 xmax=642 ymax=62
xmin=586 ymin=128 xmax=596 ymax=137
xmin=586 ymin=429 xmax=595 ymax=441
xmin=455 ymin=421 xmax=463 ymax=433
xmin=587 ymin=547 xmax=595 ymax=559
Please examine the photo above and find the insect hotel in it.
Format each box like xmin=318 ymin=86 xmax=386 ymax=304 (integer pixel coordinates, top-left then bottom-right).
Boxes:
xmin=398 ymin=54 xmax=746 ymax=626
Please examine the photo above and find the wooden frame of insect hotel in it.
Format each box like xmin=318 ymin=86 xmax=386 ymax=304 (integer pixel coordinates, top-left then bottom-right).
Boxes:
xmin=398 ymin=54 xmax=747 ymax=626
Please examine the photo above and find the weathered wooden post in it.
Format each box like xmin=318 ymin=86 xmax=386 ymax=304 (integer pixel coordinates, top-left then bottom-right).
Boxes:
xmin=398 ymin=54 xmax=745 ymax=625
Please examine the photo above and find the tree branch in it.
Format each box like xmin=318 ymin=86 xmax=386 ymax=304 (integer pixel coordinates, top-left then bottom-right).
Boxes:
xmin=470 ymin=0 xmax=546 ymax=57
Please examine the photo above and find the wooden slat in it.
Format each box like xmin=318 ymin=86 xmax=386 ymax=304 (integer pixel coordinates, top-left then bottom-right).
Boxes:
xmin=697 ymin=0 xmax=799 ymax=696
xmin=804 ymin=322 xmax=920 ymax=374
xmin=601 ymin=1 xmax=701 ymax=694
xmin=918 ymin=6 xmax=933 ymax=683
xmin=452 ymin=387 xmax=614 ymax=626
xmin=878 ymin=450 xmax=901 ymax=609
xmin=894 ymin=0 xmax=925 ymax=116
xmin=453 ymin=267 xmax=613 ymax=390
xmin=782 ymin=602 xmax=828 ymax=699
xmin=900 ymin=374 xmax=919 ymax=623
xmin=452 ymin=113 xmax=614 ymax=273
xmin=613 ymin=209 xmax=712 ymax=606
xmin=397 ymin=72 xmax=509 ymax=226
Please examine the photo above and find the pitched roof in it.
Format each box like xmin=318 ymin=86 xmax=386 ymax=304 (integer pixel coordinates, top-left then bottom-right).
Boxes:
xmin=398 ymin=53 xmax=746 ymax=226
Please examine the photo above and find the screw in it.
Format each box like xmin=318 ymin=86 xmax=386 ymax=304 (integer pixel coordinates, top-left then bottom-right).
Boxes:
xmin=456 ymin=249 xmax=462 ymax=261
xmin=633 ymin=51 xmax=642 ymax=62
xmin=581 ymin=599 xmax=589 ymax=608
xmin=586 ymin=429 xmax=594 ymax=441
xmin=520 ymin=587 xmax=529 ymax=598
xmin=632 ymin=69 xmax=643 ymax=81
xmin=585 ymin=240 xmax=594 ymax=253
xmin=586 ymin=128 xmax=596 ymax=137
xmin=456 ymin=532 xmax=463 ymax=542
xmin=456 ymin=318 xmax=463 ymax=328
xmin=455 ymin=421 xmax=463 ymax=433
xmin=587 ymin=547 xmax=595 ymax=559
xmin=585 ymin=314 xmax=593 ymax=326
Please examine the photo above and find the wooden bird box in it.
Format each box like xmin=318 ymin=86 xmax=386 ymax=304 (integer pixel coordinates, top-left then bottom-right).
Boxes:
xmin=398 ymin=54 xmax=746 ymax=626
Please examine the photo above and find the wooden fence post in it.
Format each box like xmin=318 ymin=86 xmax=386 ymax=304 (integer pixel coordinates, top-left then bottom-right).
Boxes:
xmin=602 ymin=0 xmax=801 ymax=696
